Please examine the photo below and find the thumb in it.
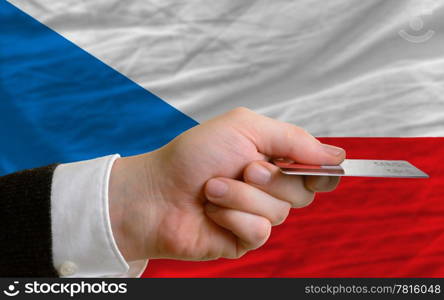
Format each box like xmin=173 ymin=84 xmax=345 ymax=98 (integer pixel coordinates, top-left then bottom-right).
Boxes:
xmin=230 ymin=108 xmax=345 ymax=165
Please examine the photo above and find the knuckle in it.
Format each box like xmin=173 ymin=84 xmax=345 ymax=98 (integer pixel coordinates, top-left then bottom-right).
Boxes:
xmin=292 ymin=192 xmax=315 ymax=208
xmin=229 ymin=106 xmax=252 ymax=118
xmin=271 ymin=205 xmax=291 ymax=226
xmin=286 ymin=124 xmax=304 ymax=137
xmin=293 ymin=124 xmax=313 ymax=137
xmin=234 ymin=248 xmax=248 ymax=259
xmin=250 ymin=218 xmax=271 ymax=248
xmin=285 ymin=124 xmax=315 ymax=145
xmin=284 ymin=125 xmax=303 ymax=154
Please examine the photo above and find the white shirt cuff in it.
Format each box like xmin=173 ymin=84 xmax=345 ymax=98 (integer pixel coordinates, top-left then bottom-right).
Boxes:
xmin=51 ymin=154 xmax=147 ymax=277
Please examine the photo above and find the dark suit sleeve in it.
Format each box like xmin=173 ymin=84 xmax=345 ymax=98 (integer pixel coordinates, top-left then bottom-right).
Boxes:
xmin=0 ymin=164 xmax=59 ymax=277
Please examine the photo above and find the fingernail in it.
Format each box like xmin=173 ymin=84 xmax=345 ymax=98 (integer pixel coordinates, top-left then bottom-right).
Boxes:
xmin=322 ymin=144 xmax=345 ymax=157
xmin=206 ymin=179 xmax=228 ymax=198
xmin=205 ymin=203 xmax=219 ymax=213
xmin=248 ymin=164 xmax=271 ymax=185
xmin=313 ymin=176 xmax=331 ymax=191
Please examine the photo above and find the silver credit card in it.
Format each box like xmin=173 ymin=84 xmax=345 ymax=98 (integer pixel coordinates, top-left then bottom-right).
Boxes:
xmin=274 ymin=159 xmax=429 ymax=178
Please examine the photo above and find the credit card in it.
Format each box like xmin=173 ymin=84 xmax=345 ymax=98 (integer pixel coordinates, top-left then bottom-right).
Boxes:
xmin=273 ymin=159 xmax=429 ymax=178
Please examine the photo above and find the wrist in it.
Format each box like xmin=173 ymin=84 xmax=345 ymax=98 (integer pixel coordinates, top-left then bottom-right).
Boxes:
xmin=108 ymin=153 xmax=162 ymax=261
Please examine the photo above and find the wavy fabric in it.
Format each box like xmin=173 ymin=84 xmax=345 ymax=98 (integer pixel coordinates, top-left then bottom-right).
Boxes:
xmin=8 ymin=0 xmax=444 ymax=136
xmin=145 ymin=138 xmax=444 ymax=277
xmin=3 ymin=0 xmax=444 ymax=277
xmin=0 ymin=1 xmax=197 ymax=175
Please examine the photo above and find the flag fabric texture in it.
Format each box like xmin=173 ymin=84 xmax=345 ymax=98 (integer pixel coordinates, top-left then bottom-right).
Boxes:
xmin=2 ymin=0 xmax=444 ymax=277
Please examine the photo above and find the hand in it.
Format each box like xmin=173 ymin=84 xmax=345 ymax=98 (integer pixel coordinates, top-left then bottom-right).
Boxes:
xmin=109 ymin=108 xmax=345 ymax=261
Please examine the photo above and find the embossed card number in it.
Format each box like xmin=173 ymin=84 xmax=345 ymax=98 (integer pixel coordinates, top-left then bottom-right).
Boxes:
xmin=273 ymin=159 xmax=429 ymax=178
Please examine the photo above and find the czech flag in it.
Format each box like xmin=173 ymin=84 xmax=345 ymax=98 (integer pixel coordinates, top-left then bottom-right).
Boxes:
xmin=2 ymin=0 xmax=444 ymax=277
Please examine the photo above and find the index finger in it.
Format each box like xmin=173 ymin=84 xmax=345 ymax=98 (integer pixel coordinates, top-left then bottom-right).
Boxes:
xmin=227 ymin=107 xmax=346 ymax=165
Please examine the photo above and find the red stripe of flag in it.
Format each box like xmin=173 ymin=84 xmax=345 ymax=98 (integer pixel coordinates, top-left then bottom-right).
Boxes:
xmin=143 ymin=138 xmax=444 ymax=277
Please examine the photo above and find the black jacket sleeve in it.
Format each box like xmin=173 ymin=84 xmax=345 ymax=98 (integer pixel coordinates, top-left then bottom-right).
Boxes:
xmin=0 ymin=164 xmax=59 ymax=277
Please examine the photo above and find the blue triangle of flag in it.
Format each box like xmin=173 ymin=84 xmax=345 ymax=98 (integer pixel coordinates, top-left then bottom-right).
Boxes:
xmin=0 ymin=1 xmax=197 ymax=175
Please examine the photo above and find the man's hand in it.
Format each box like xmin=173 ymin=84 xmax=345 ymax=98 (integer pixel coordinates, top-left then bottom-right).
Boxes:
xmin=108 ymin=108 xmax=345 ymax=262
